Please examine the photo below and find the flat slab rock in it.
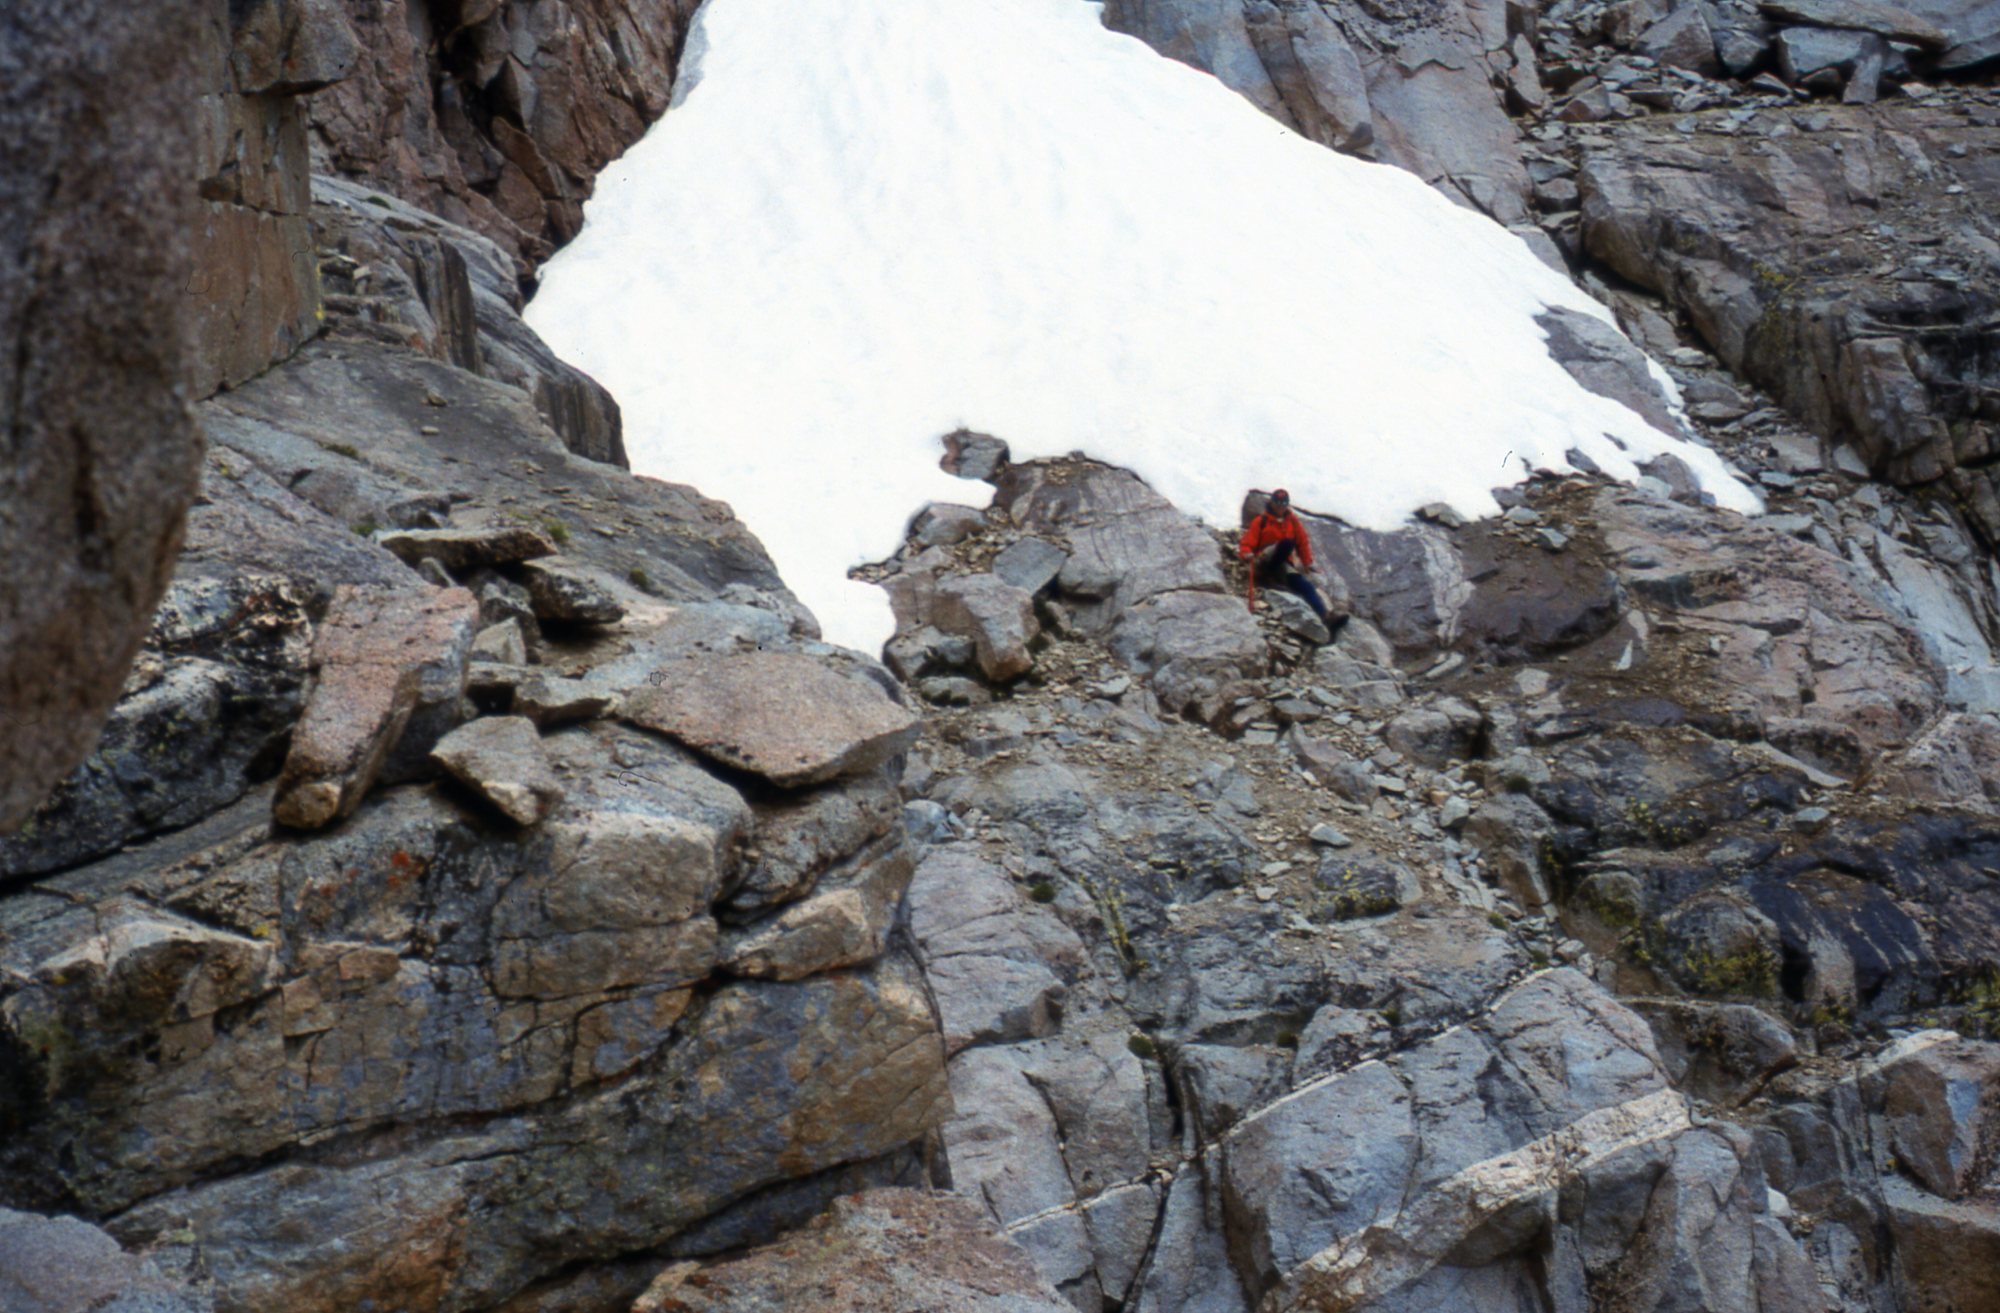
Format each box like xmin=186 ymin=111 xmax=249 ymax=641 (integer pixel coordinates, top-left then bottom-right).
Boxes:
xmin=430 ymin=715 xmax=563 ymax=825
xmin=274 ymin=585 xmax=478 ymax=829
xmin=377 ymin=523 xmax=555 ymax=572
xmin=635 ymin=1188 xmax=1070 ymax=1313
xmin=622 ymin=651 xmax=919 ymax=788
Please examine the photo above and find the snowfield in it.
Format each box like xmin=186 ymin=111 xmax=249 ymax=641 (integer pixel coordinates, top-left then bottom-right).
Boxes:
xmin=527 ymin=0 xmax=1760 ymax=652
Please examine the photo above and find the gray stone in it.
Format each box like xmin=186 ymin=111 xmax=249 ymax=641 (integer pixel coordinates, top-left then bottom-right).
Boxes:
xmin=1760 ymin=0 xmax=1951 ymax=46
xmin=1871 ymin=1034 xmax=2000 ymax=1200
xmin=430 ymin=715 xmax=563 ymax=826
xmin=1268 ymin=591 xmax=1331 ymax=644
xmin=1639 ymin=4 xmax=1723 ymax=73
xmin=941 ymin=429 xmax=1011 ymax=482
xmin=1309 ymin=822 xmax=1352 ymax=849
xmin=993 ymin=537 xmax=1070 ymax=594
xmin=521 ymin=560 xmax=625 ymax=625
xmin=0 ymin=1207 xmax=209 ymax=1313
xmin=471 ymin=619 xmax=528 ymax=666
xmin=914 ymin=502 xmax=987 ymax=548
xmin=511 ymin=672 xmax=613 ymax=727
xmin=1384 ymin=698 xmax=1484 ymax=768
xmin=935 ymin=574 xmax=1041 ymax=683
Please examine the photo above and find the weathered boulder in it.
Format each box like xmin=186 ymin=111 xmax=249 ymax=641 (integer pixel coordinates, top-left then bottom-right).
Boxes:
xmin=273 ymin=585 xmax=480 ymax=829
xmin=379 ymin=525 xmax=557 ymax=573
xmin=1 ymin=0 xmax=207 ymax=831
xmin=431 ymin=715 xmax=564 ymax=825
xmin=1869 ymin=1033 xmax=2000 ymax=1200
xmin=887 ymin=564 xmax=1041 ymax=682
xmin=1883 ymin=1174 xmax=2000 ymax=1312
xmin=0 ymin=1207 xmax=209 ymax=1313
xmin=997 ymin=462 xmax=1226 ymax=621
xmin=1383 ymin=697 xmax=1485 ymax=768
xmin=1637 ymin=2 xmax=1724 ymax=73
xmin=521 ymin=560 xmax=626 ymax=626
xmin=622 ymin=652 xmax=920 ymax=788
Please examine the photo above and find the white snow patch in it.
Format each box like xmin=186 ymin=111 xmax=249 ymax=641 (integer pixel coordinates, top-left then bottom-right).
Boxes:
xmin=528 ymin=0 xmax=1760 ymax=652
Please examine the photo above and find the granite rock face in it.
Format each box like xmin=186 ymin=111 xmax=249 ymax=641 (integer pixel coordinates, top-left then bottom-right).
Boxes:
xmin=1577 ymin=101 xmax=2000 ymax=529
xmin=308 ymin=0 xmax=701 ymax=274
xmin=872 ymin=436 xmax=2000 ymax=1311
xmin=190 ymin=0 xmax=353 ymax=396
xmin=0 ymin=1 xmax=207 ymax=832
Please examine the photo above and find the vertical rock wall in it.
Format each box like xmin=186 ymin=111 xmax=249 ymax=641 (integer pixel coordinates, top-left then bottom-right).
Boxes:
xmin=309 ymin=0 xmax=702 ymax=277
xmin=188 ymin=0 xmax=357 ymax=396
xmin=0 ymin=1 xmax=208 ymax=830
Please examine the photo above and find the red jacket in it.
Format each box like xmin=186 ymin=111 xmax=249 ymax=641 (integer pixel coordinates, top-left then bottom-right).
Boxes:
xmin=1238 ymin=511 xmax=1314 ymax=570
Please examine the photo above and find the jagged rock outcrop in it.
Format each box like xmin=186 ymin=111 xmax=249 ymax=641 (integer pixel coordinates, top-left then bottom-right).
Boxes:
xmin=308 ymin=0 xmax=702 ymax=275
xmin=1578 ymin=100 xmax=2000 ymax=529
xmin=313 ymin=176 xmax=626 ymax=463
xmin=10 ymin=3 xmax=2000 ymax=1311
xmin=192 ymin=0 xmax=356 ymax=396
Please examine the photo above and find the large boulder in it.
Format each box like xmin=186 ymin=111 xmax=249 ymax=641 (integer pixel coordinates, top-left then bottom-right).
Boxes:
xmin=0 ymin=1 xmax=206 ymax=831
xmin=622 ymin=651 xmax=920 ymax=788
xmin=273 ymin=585 xmax=480 ymax=829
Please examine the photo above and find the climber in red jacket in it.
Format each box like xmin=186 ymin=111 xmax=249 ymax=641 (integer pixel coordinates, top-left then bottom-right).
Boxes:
xmin=1239 ymin=488 xmax=1338 ymax=634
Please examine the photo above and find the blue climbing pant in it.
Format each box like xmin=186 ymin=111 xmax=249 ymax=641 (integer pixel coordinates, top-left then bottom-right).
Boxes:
xmin=1257 ymin=538 xmax=1329 ymax=622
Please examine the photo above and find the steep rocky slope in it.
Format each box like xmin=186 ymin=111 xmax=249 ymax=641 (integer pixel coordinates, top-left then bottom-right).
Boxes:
xmin=868 ymin=436 xmax=2000 ymax=1311
xmin=3 ymin=2 xmax=2000 ymax=1312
